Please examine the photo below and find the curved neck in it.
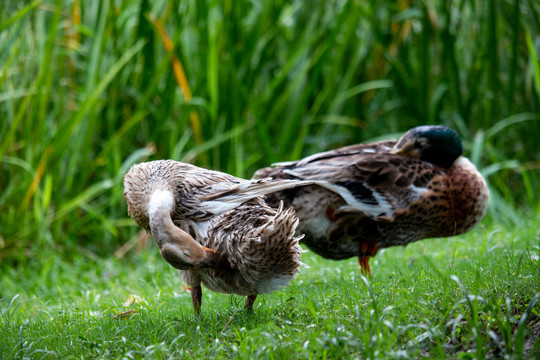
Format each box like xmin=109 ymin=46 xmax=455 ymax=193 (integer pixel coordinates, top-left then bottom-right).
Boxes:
xmin=147 ymin=189 xmax=215 ymax=270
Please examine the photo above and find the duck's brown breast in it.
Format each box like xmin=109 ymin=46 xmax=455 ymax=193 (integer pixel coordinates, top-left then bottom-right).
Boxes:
xmin=446 ymin=157 xmax=489 ymax=234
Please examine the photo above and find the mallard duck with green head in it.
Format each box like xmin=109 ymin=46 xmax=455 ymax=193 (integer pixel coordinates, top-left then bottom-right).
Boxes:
xmin=254 ymin=125 xmax=489 ymax=275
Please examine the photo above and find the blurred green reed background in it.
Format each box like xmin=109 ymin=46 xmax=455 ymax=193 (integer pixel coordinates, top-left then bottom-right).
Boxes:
xmin=0 ymin=0 xmax=539 ymax=261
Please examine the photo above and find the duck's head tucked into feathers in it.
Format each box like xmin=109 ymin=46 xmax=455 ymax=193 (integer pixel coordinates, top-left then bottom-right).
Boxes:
xmin=391 ymin=125 xmax=463 ymax=168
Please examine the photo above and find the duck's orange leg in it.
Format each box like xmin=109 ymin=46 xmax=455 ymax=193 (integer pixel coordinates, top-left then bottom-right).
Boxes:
xmin=358 ymin=256 xmax=371 ymax=275
xmin=191 ymin=285 xmax=202 ymax=316
xmin=358 ymin=242 xmax=379 ymax=277
xmin=245 ymin=294 xmax=257 ymax=310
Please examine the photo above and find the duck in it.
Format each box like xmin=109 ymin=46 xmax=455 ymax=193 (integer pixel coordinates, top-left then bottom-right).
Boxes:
xmin=123 ymin=160 xmax=323 ymax=315
xmin=253 ymin=125 xmax=489 ymax=275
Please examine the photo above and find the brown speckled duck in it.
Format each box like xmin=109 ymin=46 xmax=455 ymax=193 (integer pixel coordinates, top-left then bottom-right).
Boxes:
xmin=124 ymin=160 xmax=322 ymax=315
xmin=254 ymin=125 xmax=489 ymax=275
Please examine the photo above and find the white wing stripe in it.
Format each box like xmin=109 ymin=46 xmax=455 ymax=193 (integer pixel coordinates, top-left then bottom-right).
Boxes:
xmin=197 ymin=179 xmax=330 ymax=215
xmin=314 ymin=182 xmax=393 ymax=218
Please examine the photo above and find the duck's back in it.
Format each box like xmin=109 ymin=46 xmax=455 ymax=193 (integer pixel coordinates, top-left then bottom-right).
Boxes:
xmin=253 ymin=143 xmax=489 ymax=260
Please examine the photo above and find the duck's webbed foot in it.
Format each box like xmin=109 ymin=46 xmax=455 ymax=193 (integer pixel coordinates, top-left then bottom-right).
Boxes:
xmin=358 ymin=242 xmax=379 ymax=277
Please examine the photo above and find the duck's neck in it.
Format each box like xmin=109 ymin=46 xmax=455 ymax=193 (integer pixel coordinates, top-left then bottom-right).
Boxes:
xmin=147 ymin=190 xmax=211 ymax=270
xmin=148 ymin=189 xmax=175 ymax=247
xmin=148 ymin=189 xmax=174 ymax=218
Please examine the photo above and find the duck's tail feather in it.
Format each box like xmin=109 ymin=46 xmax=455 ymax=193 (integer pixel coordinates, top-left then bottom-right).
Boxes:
xmin=220 ymin=201 xmax=304 ymax=294
xmin=197 ymin=179 xmax=328 ymax=216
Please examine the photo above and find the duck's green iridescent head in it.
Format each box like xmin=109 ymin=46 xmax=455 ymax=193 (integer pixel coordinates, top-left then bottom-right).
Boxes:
xmin=391 ymin=125 xmax=463 ymax=168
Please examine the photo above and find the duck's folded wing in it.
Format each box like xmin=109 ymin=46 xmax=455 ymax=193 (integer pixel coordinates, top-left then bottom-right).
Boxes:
xmin=194 ymin=179 xmax=330 ymax=216
xmin=273 ymin=154 xmax=442 ymax=220
xmin=271 ymin=140 xmax=396 ymax=167
xmin=254 ymin=140 xmax=396 ymax=179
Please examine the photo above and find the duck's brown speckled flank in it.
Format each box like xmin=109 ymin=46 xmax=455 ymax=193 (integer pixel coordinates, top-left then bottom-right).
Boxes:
xmin=254 ymin=125 xmax=489 ymax=274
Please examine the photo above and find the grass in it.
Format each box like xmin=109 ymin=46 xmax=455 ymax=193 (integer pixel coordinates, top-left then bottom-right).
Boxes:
xmin=1 ymin=1 xmax=539 ymax=358
xmin=1 ymin=222 xmax=539 ymax=359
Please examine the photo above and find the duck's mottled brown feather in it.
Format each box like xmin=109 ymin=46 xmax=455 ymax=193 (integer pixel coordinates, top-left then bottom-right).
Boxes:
xmin=123 ymin=160 xmax=306 ymax=306
xmin=254 ymin=133 xmax=489 ymax=262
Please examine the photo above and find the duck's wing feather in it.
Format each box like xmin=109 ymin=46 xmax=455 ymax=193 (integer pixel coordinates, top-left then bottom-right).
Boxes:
xmin=271 ymin=140 xmax=396 ymax=167
xmin=188 ymin=178 xmax=330 ymax=218
xmin=270 ymin=153 xmax=444 ymax=220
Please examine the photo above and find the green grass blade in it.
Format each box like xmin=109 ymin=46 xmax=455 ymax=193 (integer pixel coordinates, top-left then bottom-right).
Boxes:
xmin=526 ymin=30 xmax=540 ymax=98
xmin=49 ymin=39 xmax=146 ymax=156
xmin=0 ymin=0 xmax=41 ymax=32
